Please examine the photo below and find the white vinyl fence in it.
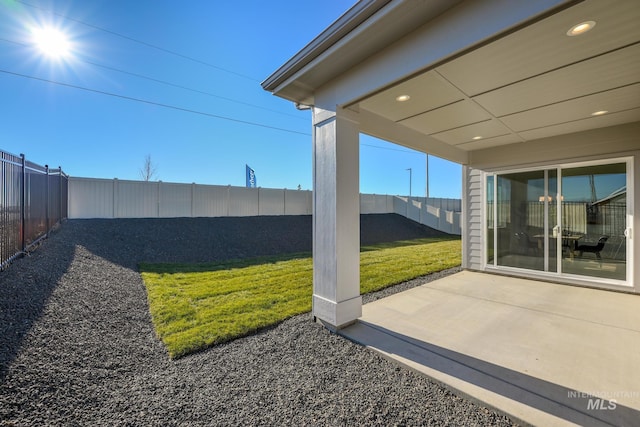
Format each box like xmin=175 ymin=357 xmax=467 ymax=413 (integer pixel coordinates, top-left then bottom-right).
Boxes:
xmin=359 ymin=194 xmax=461 ymax=234
xmin=68 ymin=177 xmax=461 ymax=234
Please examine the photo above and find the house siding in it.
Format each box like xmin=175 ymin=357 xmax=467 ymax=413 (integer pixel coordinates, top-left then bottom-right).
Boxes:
xmin=463 ymin=166 xmax=484 ymax=270
xmin=465 ymin=123 xmax=639 ymax=293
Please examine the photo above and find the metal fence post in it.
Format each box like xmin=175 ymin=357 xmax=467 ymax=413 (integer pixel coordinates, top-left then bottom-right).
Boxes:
xmin=20 ymin=153 xmax=26 ymax=253
xmin=45 ymin=164 xmax=50 ymax=235
xmin=58 ymin=167 xmax=62 ymax=222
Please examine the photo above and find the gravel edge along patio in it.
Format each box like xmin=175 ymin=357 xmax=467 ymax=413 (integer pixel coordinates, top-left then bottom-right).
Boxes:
xmin=0 ymin=216 xmax=517 ymax=426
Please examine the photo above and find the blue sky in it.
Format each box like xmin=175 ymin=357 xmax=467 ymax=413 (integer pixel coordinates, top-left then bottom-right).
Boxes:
xmin=0 ymin=0 xmax=462 ymax=198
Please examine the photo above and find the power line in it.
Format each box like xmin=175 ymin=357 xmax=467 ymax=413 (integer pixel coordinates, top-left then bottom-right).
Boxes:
xmin=361 ymin=143 xmax=420 ymax=154
xmin=83 ymin=60 xmax=306 ymax=120
xmin=15 ymin=0 xmax=259 ymax=82
xmin=0 ymin=37 xmax=305 ymax=121
xmin=1 ymin=64 xmax=442 ymax=152
xmin=0 ymin=68 xmax=311 ymax=137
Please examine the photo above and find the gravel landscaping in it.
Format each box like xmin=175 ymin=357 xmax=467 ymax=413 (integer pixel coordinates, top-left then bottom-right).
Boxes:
xmin=0 ymin=216 xmax=516 ymax=426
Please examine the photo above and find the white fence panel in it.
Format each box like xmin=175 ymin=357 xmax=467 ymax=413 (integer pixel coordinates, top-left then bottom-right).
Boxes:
xmin=68 ymin=178 xmax=114 ymax=218
xmin=68 ymin=177 xmax=460 ymax=234
xmin=228 ymin=186 xmax=259 ymax=217
xmin=193 ymin=185 xmax=228 ymax=217
xmin=393 ymin=196 xmax=407 ymax=216
xmin=421 ymin=204 xmax=441 ymax=229
xmin=116 ymin=180 xmax=158 ymax=218
xmin=360 ymin=194 xmax=376 ymax=214
xmin=452 ymin=212 xmax=461 ymax=235
xmin=423 ymin=197 xmax=462 ymax=212
xmin=285 ymin=190 xmax=312 ymax=215
xmin=391 ymin=195 xmax=461 ymax=235
xmin=443 ymin=210 xmax=455 ymax=234
xmin=259 ymin=188 xmax=285 ymax=215
xmin=407 ymin=198 xmax=421 ymax=223
xmin=382 ymin=195 xmax=394 ymax=213
xmin=159 ymin=183 xmax=192 ymax=217
xmin=563 ymin=203 xmax=587 ymax=234
xmin=360 ymin=194 xmax=372 ymax=214
xmin=360 ymin=194 xmax=392 ymax=214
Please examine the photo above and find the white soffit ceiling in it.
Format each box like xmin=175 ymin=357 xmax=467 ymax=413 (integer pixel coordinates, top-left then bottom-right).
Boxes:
xmin=399 ymin=99 xmax=490 ymax=135
xmin=359 ymin=72 xmax=462 ymax=121
xmin=500 ymin=84 xmax=640 ymax=131
xmin=357 ymin=0 xmax=640 ymax=151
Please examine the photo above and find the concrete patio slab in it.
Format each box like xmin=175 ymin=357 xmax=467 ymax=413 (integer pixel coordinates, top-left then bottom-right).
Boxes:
xmin=341 ymin=271 xmax=640 ymax=427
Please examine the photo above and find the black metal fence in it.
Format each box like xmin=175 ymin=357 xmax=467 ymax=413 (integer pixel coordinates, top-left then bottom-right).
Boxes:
xmin=1 ymin=150 xmax=68 ymax=270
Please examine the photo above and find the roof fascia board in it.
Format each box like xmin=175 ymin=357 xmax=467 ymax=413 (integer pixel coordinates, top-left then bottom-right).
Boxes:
xmin=261 ymin=0 xmax=391 ymax=92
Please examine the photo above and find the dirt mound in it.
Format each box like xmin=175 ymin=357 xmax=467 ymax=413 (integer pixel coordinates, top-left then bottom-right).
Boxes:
xmin=58 ymin=213 xmax=450 ymax=267
xmin=360 ymin=213 xmax=451 ymax=245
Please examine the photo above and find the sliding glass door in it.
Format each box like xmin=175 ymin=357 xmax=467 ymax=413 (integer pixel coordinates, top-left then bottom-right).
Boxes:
xmin=490 ymin=169 xmax=558 ymax=273
xmin=560 ymin=163 xmax=627 ymax=281
xmin=486 ymin=159 xmax=630 ymax=284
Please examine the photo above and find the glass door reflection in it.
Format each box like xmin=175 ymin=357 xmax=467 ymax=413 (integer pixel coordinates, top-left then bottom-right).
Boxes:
xmin=560 ymin=164 xmax=627 ymax=281
xmin=496 ymin=170 xmax=547 ymax=271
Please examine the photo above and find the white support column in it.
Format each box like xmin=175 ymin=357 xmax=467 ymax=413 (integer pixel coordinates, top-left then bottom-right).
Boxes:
xmin=312 ymin=107 xmax=362 ymax=330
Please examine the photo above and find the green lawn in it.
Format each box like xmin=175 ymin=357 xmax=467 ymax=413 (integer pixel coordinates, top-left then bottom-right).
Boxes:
xmin=140 ymin=237 xmax=461 ymax=358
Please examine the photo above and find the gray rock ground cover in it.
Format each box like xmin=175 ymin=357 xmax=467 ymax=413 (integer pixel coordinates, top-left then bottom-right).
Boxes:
xmin=0 ymin=216 xmax=516 ymax=426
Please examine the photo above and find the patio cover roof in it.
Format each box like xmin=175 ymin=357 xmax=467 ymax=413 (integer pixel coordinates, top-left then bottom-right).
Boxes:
xmin=263 ymin=0 xmax=640 ymax=165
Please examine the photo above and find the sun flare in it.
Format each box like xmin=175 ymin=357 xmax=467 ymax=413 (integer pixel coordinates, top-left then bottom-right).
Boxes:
xmin=31 ymin=26 xmax=72 ymax=58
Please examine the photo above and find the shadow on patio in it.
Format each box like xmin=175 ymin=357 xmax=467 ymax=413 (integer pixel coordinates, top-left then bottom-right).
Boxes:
xmin=340 ymin=271 xmax=640 ymax=427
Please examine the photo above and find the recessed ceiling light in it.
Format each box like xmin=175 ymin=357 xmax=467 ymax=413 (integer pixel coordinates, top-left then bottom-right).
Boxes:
xmin=567 ymin=21 xmax=596 ymax=36
xmin=395 ymin=95 xmax=410 ymax=102
xmin=591 ymin=110 xmax=608 ymax=116
xmin=472 ymin=136 xmax=483 ymax=140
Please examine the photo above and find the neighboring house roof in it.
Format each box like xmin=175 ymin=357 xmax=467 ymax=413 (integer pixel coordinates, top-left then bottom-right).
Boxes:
xmin=594 ymin=186 xmax=627 ymax=205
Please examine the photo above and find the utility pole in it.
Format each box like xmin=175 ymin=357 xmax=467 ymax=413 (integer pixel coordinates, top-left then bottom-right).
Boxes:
xmin=425 ymin=154 xmax=429 ymax=198
xmin=406 ymin=168 xmax=412 ymax=197
xmin=589 ymin=174 xmax=596 ymax=202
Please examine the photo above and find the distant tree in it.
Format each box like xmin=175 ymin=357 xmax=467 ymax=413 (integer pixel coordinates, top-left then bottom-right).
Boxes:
xmin=140 ymin=154 xmax=158 ymax=181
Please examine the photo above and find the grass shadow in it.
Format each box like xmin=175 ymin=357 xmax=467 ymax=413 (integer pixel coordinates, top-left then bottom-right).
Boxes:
xmin=360 ymin=235 xmax=460 ymax=252
xmin=140 ymin=252 xmax=312 ymax=275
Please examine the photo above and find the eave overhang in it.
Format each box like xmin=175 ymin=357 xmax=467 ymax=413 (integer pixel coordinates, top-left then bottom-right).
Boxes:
xmin=261 ymin=0 xmax=462 ymax=105
xmin=261 ymin=0 xmax=390 ymax=97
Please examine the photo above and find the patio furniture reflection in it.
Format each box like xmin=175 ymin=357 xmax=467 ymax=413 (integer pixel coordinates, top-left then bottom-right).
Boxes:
xmin=532 ymin=231 xmax=584 ymax=259
xmin=562 ymin=231 xmax=584 ymax=259
xmin=515 ymin=231 xmax=539 ymax=255
xmin=575 ymin=236 xmax=608 ymax=266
